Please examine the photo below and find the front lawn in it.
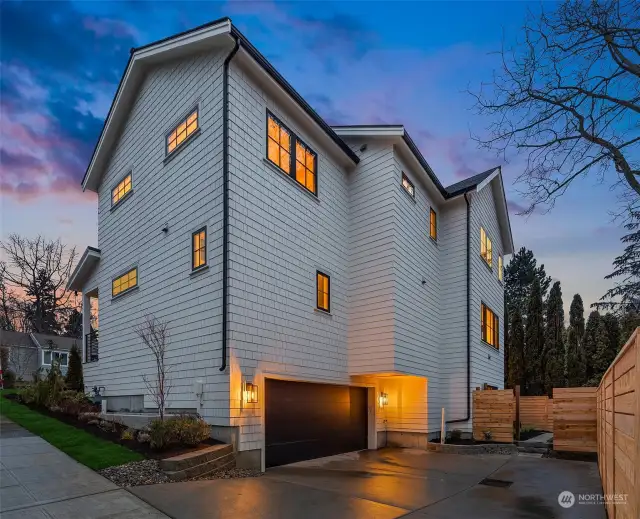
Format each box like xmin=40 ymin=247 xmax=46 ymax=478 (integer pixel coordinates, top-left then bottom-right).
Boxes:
xmin=0 ymin=394 xmax=143 ymax=470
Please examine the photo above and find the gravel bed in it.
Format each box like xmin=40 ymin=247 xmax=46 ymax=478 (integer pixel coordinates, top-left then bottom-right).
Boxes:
xmin=99 ymin=460 xmax=262 ymax=487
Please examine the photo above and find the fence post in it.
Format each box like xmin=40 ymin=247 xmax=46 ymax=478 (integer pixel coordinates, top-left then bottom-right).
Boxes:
xmin=514 ymin=385 xmax=520 ymax=441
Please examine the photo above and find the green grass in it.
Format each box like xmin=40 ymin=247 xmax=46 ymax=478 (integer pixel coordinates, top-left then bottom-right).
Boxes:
xmin=0 ymin=395 xmax=143 ymax=469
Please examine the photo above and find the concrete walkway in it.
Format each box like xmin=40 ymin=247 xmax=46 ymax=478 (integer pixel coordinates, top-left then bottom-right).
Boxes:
xmin=520 ymin=432 xmax=553 ymax=443
xmin=0 ymin=416 xmax=168 ymax=519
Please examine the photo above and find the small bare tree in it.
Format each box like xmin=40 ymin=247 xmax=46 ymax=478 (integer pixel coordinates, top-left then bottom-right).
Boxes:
xmin=4 ymin=345 xmax=36 ymax=381
xmin=135 ymin=315 xmax=171 ymax=420
xmin=471 ymin=0 xmax=640 ymax=215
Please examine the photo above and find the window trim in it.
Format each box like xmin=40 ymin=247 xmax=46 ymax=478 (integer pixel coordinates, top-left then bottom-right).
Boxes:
xmin=429 ymin=207 xmax=437 ymax=241
xmin=191 ymin=226 xmax=207 ymax=271
xmin=401 ymin=172 xmax=415 ymax=199
xmin=480 ymin=227 xmax=493 ymax=268
xmin=316 ymin=270 xmax=331 ymax=313
xmin=110 ymin=171 xmax=133 ymax=209
xmin=265 ymin=109 xmax=318 ymax=196
xmin=42 ymin=350 xmax=69 ymax=367
xmin=165 ymin=105 xmax=200 ymax=157
xmin=481 ymin=302 xmax=499 ymax=349
xmin=111 ymin=266 xmax=138 ymax=299
xmin=498 ymin=255 xmax=503 ymax=282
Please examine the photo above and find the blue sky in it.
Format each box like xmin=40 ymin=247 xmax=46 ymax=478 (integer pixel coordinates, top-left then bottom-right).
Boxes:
xmin=0 ymin=0 xmax=627 ymax=313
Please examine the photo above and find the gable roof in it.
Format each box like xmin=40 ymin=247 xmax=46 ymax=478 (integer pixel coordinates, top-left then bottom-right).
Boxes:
xmin=444 ymin=168 xmax=497 ymax=197
xmin=82 ymin=17 xmax=359 ymax=192
xmin=0 ymin=330 xmax=79 ymax=352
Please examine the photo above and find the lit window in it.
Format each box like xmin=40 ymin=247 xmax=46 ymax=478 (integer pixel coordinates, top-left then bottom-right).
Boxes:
xmin=112 ymin=267 xmax=137 ymax=297
xmin=112 ymin=173 xmax=132 ymax=206
xmin=401 ymin=173 xmax=415 ymax=198
xmin=267 ymin=113 xmax=291 ymax=174
xmin=192 ymin=227 xmax=207 ymax=270
xmin=498 ymin=256 xmax=503 ymax=282
xmin=480 ymin=227 xmax=492 ymax=267
xmin=481 ymin=303 xmax=499 ymax=349
xmin=295 ymin=140 xmax=317 ymax=194
xmin=430 ymin=208 xmax=437 ymax=241
xmin=167 ymin=108 xmax=198 ymax=154
xmin=316 ymin=271 xmax=330 ymax=312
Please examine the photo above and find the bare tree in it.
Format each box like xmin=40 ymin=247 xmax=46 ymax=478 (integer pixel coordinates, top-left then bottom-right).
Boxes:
xmin=135 ymin=315 xmax=171 ymax=420
xmin=0 ymin=235 xmax=77 ymax=333
xmin=1 ymin=345 xmax=36 ymax=381
xmin=472 ymin=0 xmax=640 ymax=214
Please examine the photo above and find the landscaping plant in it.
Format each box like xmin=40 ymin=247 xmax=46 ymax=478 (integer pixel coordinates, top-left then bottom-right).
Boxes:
xmin=65 ymin=342 xmax=84 ymax=392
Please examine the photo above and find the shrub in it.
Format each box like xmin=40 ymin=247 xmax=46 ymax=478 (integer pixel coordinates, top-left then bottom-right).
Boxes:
xmin=121 ymin=429 xmax=135 ymax=441
xmin=78 ymin=412 xmax=100 ymax=423
xmin=65 ymin=343 xmax=84 ymax=392
xmin=148 ymin=419 xmax=173 ymax=450
xmin=169 ymin=415 xmax=210 ymax=446
xmin=137 ymin=432 xmax=151 ymax=443
xmin=3 ymin=370 xmax=16 ymax=389
xmin=450 ymin=429 xmax=462 ymax=442
xmin=98 ymin=419 xmax=117 ymax=433
xmin=57 ymin=390 xmax=94 ymax=416
xmin=483 ymin=430 xmax=493 ymax=441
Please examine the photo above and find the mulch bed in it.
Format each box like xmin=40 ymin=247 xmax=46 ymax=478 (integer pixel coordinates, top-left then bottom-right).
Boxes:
xmin=430 ymin=437 xmax=513 ymax=446
xmin=3 ymin=393 xmax=220 ymax=459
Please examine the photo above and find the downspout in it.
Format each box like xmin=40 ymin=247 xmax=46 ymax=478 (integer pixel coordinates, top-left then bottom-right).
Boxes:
xmin=447 ymin=192 xmax=471 ymax=423
xmin=220 ymin=35 xmax=241 ymax=372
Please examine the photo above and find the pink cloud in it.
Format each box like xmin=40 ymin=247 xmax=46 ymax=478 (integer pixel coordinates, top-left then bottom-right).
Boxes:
xmin=83 ymin=16 xmax=139 ymax=40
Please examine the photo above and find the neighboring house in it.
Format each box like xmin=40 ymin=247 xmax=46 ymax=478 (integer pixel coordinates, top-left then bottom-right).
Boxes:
xmin=0 ymin=330 xmax=79 ymax=379
xmin=67 ymin=18 xmax=514 ymax=471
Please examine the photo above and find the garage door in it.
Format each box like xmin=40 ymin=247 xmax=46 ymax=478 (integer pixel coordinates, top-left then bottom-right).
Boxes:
xmin=265 ymin=379 xmax=368 ymax=467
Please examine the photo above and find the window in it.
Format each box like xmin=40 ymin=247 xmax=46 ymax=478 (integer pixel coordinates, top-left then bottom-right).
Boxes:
xmin=192 ymin=227 xmax=207 ymax=270
xmin=480 ymin=227 xmax=492 ymax=267
xmin=267 ymin=112 xmax=317 ymax=195
xmin=401 ymin=172 xmax=415 ymax=198
xmin=112 ymin=173 xmax=132 ymax=206
xmin=498 ymin=256 xmax=503 ymax=282
xmin=481 ymin=303 xmax=499 ymax=349
xmin=166 ymin=108 xmax=198 ymax=155
xmin=483 ymin=383 xmax=498 ymax=390
xmin=42 ymin=350 xmax=68 ymax=367
xmin=430 ymin=208 xmax=437 ymax=241
xmin=112 ymin=267 xmax=137 ymax=297
xmin=316 ymin=271 xmax=330 ymax=312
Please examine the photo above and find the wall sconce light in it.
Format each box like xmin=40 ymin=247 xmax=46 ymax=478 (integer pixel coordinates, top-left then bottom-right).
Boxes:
xmin=379 ymin=392 xmax=388 ymax=408
xmin=243 ymin=381 xmax=258 ymax=404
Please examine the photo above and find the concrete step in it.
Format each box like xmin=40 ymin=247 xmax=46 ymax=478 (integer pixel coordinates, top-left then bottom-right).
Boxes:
xmin=159 ymin=444 xmax=233 ymax=472
xmin=164 ymin=452 xmax=236 ymax=481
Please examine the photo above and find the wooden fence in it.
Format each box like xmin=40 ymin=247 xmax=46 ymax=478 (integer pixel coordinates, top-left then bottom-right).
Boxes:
xmin=596 ymin=328 xmax=639 ymax=519
xmin=520 ymin=396 xmax=553 ymax=432
xmin=553 ymin=387 xmax=597 ymax=452
xmin=472 ymin=389 xmax=514 ymax=442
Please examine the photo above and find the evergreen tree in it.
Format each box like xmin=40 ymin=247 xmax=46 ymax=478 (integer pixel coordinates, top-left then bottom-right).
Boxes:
xmin=65 ymin=342 xmax=84 ymax=392
xmin=505 ymin=247 xmax=552 ymax=319
xmin=619 ymin=311 xmax=640 ymax=345
xmin=507 ymin=307 xmax=525 ymax=389
xmin=602 ymin=313 xmax=621 ymax=364
xmin=544 ymin=281 xmax=565 ymax=395
xmin=566 ymin=294 xmax=586 ymax=386
xmin=63 ymin=309 xmax=83 ymax=338
xmin=524 ymin=278 xmax=545 ymax=395
xmin=583 ymin=311 xmax=605 ymax=384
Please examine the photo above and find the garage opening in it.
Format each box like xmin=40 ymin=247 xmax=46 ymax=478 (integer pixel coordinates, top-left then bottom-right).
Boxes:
xmin=265 ymin=379 xmax=368 ymax=468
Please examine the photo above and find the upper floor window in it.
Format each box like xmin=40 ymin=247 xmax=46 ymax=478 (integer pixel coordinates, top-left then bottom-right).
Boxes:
xmin=481 ymin=303 xmax=499 ymax=349
xmin=112 ymin=267 xmax=137 ymax=297
xmin=401 ymin=173 xmax=415 ymax=198
xmin=498 ymin=256 xmax=503 ymax=282
xmin=316 ymin=271 xmax=330 ymax=312
xmin=42 ymin=350 xmax=69 ymax=367
xmin=192 ymin=227 xmax=207 ymax=270
xmin=167 ymin=108 xmax=198 ymax=155
xmin=267 ymin=112 xmax=317 ymax=195
xmin=429 ymin=208 xmax=437 ymax=241
xmin=112 ymin=173 xmax=132 ymax=207
xmin=480 ymin=227 xmax=492 ymax=267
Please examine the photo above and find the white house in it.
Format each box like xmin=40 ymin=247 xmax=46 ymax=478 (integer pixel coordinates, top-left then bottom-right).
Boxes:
xmin=67 ymin=17 xmax=514 ymax=470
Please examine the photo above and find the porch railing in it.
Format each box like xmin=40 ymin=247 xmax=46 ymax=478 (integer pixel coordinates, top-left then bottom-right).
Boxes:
xmin=85 ymin=330 xmax=99 ymax=363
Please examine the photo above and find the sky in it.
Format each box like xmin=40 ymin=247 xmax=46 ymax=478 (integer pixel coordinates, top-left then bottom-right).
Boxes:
xmin=0 ymin=0 xmax=629 ymax=314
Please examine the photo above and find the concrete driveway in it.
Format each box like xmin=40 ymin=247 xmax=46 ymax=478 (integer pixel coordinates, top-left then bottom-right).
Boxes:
xmin=131 ymin=448 xmax=605 ymax=519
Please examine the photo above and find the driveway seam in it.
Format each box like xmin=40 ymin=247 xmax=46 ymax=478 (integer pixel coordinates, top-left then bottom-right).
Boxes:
xmin=393 ymin=454 xmax=515 ymax=518
xmin=1 ymin=487 xmax=125 ymax=513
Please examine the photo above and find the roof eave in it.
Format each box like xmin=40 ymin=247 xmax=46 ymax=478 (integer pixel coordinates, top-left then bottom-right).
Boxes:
xmin=67 ymin=247 xmax=101 ymax=291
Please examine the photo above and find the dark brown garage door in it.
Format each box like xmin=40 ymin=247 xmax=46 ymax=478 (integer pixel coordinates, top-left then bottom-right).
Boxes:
xmin=265 ymin=379 xmax=368 ymax=467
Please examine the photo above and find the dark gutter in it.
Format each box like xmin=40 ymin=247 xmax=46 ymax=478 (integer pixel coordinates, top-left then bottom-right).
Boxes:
xmin=447 ymin=192 xmax=471 ymax=424
xmin=229 ymin=25 xmax=359 ymax=165
xmin=132 ymin=17 xmax=231 ymax=52
xmin=220 ymin=35 xmax=241 ymax=373
xmin=401 ymin=131 xmax=448 ymax=197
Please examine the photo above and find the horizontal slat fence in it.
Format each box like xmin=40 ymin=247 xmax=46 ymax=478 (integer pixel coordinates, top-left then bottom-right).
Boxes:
xmin=596 ymin=328 xmax=639 ymax=519
xmin=472 ymin=389 xmax=514 ymax=442
xmin=553 ymin=387 xmax=597 ymax=453
xmin=520 ymin=396 xmax=553 ymax=432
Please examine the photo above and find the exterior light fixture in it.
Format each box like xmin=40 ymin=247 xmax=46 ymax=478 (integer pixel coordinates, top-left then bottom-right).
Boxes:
xmin=243 ymin=381 xmax=258 ymax=404
xmin=379 ymin=392 xmax=388 ymax=408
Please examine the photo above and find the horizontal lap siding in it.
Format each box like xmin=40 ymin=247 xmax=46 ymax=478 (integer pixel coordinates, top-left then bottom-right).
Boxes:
xmin=85 ymin=50 xmax=229 ymax=423
xmin=348 ymin=142 xmax=396 ymax=374
xmin=227 ymin=63 xmax=351 ymax=452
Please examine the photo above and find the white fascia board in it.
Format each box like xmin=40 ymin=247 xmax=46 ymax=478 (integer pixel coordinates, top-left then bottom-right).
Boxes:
xmin=477 ymin=169 xmax=514 ymax=255
xmin=67 ymin=247 xmax=101 ymax=291
xmin=475 ymin=167 xmax=501 ymax=192
xmin=332 ymin=127 xmax=405 ymax=138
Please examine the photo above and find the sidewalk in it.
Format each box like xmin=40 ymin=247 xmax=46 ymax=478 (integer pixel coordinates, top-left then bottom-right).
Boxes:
xmin=0 ymin=416 xmax=168 ymax=519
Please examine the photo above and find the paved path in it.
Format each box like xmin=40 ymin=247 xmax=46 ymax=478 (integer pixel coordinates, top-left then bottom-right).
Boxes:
xmin=0 ymin=416 xmax=168 ymax=519
xmin=521 ymin=432 xmax=553 ymax=443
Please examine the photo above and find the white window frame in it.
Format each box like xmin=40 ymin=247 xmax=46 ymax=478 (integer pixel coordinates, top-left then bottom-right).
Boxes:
xmin=42 ymin=350 xmax=69 ymax=367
